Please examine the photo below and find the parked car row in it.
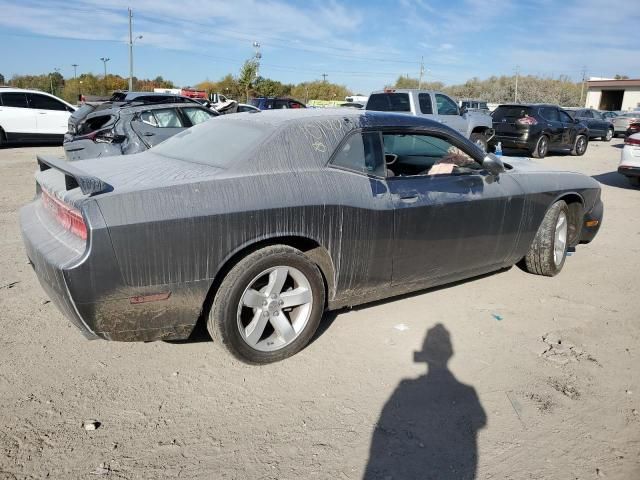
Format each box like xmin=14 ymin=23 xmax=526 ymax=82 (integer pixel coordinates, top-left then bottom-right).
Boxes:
xmin=619 ymin=133 xmax=640 ymax=187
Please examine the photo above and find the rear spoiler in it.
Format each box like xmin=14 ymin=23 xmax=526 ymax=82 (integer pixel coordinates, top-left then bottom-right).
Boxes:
xmin=37 ymin=156 xmax=112 ymax=195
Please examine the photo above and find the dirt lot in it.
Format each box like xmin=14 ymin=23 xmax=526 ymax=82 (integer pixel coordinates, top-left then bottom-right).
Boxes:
xmin=1 ymin=140 xmax=639 ymax=479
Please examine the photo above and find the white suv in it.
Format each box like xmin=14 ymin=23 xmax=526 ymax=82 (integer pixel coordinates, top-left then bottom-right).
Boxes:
xmin=0 ymin=87 xmax=76 ymax=146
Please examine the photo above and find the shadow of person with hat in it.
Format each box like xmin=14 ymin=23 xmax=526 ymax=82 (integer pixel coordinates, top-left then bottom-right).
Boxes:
xmin=364 ymin=323 xmax=486 ymax=479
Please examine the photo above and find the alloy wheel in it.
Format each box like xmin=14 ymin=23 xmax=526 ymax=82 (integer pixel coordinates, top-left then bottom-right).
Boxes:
xmin=236 ymin=266 xmax=313 ymax=352
xmin=553 ymin=211 xmax=568 ymax=267
xmin=539 ymin=137 xmax=548 ymax=157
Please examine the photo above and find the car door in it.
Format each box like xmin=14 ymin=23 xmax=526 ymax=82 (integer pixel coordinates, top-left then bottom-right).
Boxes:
xmin=590 ymin=110 xmax=609 ymax=136
xmin=539 ymin=107 xmax=564 ymax=147
xmin=382 ymin=129 xmax=525 ymax=286
xmin=27 ymin=93 xmax=72 ymax=135
xmin=435 ymin=93 xmax=467 ymax=136
xmin=558 ymin=109 xmax=577 ymax=146
xmin=0 ymin=92 xmax=37 ymax=137
xmin=130 ymin=108 xmax=186 ymax=147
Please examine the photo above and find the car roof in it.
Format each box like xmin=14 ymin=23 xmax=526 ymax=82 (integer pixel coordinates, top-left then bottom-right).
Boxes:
xmin=369 ymin=89 xmax=448 ymax=95
xmin=0 ymin=87 xmax=75 ymax=106
xmin=497 ymin=103 xmax=560 ymax=108
xmin=86 ymin=101 xmax=212 ymax=118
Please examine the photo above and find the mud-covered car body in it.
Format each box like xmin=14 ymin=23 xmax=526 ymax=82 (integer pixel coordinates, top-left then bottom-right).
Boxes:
xmin=63 ymin=102 xmax=217 ymax=160
xmin=21 ymin=110 xmax=602 ymax=342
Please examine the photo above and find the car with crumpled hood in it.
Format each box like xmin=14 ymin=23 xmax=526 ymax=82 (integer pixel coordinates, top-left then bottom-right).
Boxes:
xmin=63 ymin=102 xmax=218 ymax=160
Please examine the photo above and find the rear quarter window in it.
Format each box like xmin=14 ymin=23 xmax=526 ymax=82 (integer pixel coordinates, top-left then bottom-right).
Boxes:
xmin=366 ymin=93 xmax=411 ymax=112
xmin=79 ymin=115 xmax=114 ymax=135
xmin=493 ymin=106 xmax=532 ymax=119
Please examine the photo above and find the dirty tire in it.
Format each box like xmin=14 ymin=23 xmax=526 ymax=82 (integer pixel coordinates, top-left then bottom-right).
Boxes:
xmin=531 ymin=135 xmax=548 ymax=158
xmin=628 ymin=176 xmax=640 ymax=187
xmin=602 ymin=128 xmax=613 ymax=142
xmin=571 ymin=134 xmax=588 ymax=156
xmin=522 ymin=201 xmax=570 ymax=277
xmin=0 ymin=127 xmax=5 ymax=147
xmin=208 ymin=245 xmax=325 ymax=364
xmin=470 ymin=133 xmax=488 ymax=152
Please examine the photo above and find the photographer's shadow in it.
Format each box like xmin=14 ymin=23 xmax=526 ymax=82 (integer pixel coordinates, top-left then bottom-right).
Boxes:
xmin=364 ymin=324 xmax=486 ymax=480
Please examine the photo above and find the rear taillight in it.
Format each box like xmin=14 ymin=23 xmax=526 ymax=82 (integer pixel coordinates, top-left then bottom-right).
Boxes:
xmin=41 ymin=190 xmax=87 ymax=240
xmin=515 ymin=115 xmax=538 ymax=126
xmin=625 ymin=136 xmax=640 ymax=146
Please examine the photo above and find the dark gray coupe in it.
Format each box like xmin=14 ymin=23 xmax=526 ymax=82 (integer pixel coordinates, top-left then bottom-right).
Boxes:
xmin=20 ymin=110 xmax=603 ymax=363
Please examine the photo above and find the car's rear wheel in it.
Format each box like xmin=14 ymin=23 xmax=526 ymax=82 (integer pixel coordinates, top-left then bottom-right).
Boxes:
xmin=628 ymin=177 xmax=640 ymax=187
xmin=208 ymin=245 xmax=325 ymax=364
xmin=0 ymin=127 xmax=5 ymax=147
xmin=571 ymin=134 xmax=588 ymax=156
xmin=470 ymin=133 xmax=488 ymax=152
xmin=522 ymin=200 xmax=569 ymax=276
xmin=602 ymin=128 xmax=613 ymax=142
xmin=531 ymin=135 xmax=548 ymax=158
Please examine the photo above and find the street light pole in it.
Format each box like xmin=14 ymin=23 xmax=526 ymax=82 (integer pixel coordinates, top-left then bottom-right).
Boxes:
xmin=100 ymin=57 xmax=110 ymax=94
xmin=128 ymin=8 xmax=143 ymax=92
xmin=71 ymin=64 xmax=79 ymax=101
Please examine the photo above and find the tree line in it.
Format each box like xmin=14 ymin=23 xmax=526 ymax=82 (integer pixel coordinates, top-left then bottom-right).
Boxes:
xmin=393 ymin=74 xmax=585 ymax=106
xmin=2 ymin=65 xmax=628 ymax=107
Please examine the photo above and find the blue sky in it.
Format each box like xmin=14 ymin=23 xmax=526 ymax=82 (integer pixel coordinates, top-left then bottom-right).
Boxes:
xmin=1 ymin=0 xmax=638 ymax=94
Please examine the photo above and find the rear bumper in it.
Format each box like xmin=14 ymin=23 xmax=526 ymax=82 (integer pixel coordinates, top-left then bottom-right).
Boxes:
xmin=491 ymin=134 xmax=534 ymax=150
xmin=20 ymin=199 xmax=203 ymax=342
xmin=579 ymin=197 xmax=603 ymax=244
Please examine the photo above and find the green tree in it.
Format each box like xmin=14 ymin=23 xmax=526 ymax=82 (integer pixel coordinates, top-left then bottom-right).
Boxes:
xmin=254 ymin=77 xmax=292 ymax=98
xmin=291 ymin=80 xmax=350 ymax=102
xmin=0 ymin=73 xmax=5 ymax=85
xmin=614 ymin=74 xmax=629 ymax=80
xmin=238 ymin=60 xmax=258 ymax=103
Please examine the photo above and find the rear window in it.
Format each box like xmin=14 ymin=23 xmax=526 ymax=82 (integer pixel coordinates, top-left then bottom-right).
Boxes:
xmin=152 ymin=118 xmax=271 ymax=168
xmin=79 ymin=115 xmax=114 ymax=135
xmin=1 ymin=92 xmax=29 ymax=108
xmin=366 ymin=93 xmax=411 ymax=112
xmin=492 ymin=106 xmax=532 ymax=119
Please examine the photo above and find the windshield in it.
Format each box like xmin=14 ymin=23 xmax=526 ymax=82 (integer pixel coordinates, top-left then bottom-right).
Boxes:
xmin=152 ymin=118 xmax=271 ymax=168
xmin=492 ymin=106 xmax=532 ymax=119
xmin=366 ymin=93 xmax=411 ymax=112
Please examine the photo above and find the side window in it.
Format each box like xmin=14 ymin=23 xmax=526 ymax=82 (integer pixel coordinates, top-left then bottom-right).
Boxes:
xmin=418 ymin=93 xmax=433 ymax=114
xmin=182 ymin=107 xmax=214 ymax=125
xmin=1 ymin=92 xmax=29 ymax=108
xmin=558 ymin=110 xmax=573 ymax=123
xmin=274 ymin=100 xmax=289 ymax=109
xmin=592 ymin=110 xmax=604 ymax=120
xmin=383 ymin=133 xmax=480 ymax=177
xmin=140 ymin=111 xmax=158 ymax=127
xmin=153 ymin=109 xmax=184 ymax=127
xmin=331 ymin=131 xmax=385 ymax=177
xmin=28 ymin=94 xmax=68 ymax=111
xmin=435 ymin=94 xmax=459 ymax=115
xmin=540 ymin=107 xmax=559 ymax=122
xmin=288 ymin=101 xmax=304 ymax=109
xmin=579 ymin=109 xmax=593 ymax=118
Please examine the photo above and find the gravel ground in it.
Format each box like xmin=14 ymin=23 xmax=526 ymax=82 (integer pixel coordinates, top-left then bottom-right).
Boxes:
xmin=0 ymin=140 xmax=638 ymax=479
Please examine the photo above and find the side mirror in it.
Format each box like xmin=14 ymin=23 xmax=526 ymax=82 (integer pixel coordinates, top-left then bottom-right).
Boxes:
xmin=482 ymin=153 xmax=505 ymax=176
xmin=459 ymin=106 xmax=467 ymax=116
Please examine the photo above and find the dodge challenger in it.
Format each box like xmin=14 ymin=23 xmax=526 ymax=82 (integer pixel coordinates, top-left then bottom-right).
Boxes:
xmin=20 ymin=110 xmax=603 ymax=363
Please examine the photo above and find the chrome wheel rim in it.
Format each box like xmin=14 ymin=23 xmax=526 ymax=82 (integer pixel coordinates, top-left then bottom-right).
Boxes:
xmin=237 ymin=266 xmax=313 ymax=352
xmin=577 ymin=136 xmax=586 ymax=154
xmin=553 ymin=211 xmax=568 ymax=267
xmin=539 ymin=137 xmax=548 ymax=156
xmin=606 ymin=129 xmax=613 ymax=141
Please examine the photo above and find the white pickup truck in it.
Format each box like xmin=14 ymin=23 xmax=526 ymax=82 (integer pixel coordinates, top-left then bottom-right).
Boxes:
xmin=366 ymin=88 xmax=494 ymax=150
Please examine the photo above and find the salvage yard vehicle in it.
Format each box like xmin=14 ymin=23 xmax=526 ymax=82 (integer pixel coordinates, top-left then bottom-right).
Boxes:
xmin=565 ymin=108 xmax=614 ymax=141
xmin=64 ymin=102 xmax=217 ymax=160
xmin=490 ymin=104 xmax=590 ymax=158
xmin=613 ymin=112 xmax=640 ymax=137
xmin=250 ymin=97 xmax=306 ymax=110
xmin=618 ymin=133 xmax=640 ymax=186
xmin=365 ymin=89 xmax=494 ymax=151
xmin=20 ymin=110 xmax=603 ymax=364
xmin=0 ymin=87 xmax=76 ymax=146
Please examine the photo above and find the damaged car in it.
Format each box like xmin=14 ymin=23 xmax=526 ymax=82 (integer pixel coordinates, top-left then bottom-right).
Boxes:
xmin=64 ymin=102 xmax=218 ymax=160
xmin=21 ymin=110 xmax=602 ymax=364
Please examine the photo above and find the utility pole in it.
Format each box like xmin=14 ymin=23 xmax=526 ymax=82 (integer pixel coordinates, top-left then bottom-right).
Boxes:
xmin=253 ymin=41 xmax=261 ymax=79
xmin=100 ymin=57 xmax=110 ymax=94
xmin=321 ymin=73 xmax=328 ymax=83
xmin=418 ymin=56 xmax=424 ymax=89
xmin=71 ymin=64 xmax=79 ymax=101
xmin=580 ymin=66 xmax=587 ymax=106
xmin=514 ymin=65 xmax=520 ymax=103
xmin=128 ymin=8 xmax=133 ymax=91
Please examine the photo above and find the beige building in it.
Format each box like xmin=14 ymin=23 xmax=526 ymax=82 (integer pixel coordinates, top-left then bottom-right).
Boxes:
xmin=585 ymin=78 xmax=640 ymax=111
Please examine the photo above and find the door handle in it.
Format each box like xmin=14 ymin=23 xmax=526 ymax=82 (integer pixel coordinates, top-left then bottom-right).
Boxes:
xmin=142 ymin=132 xmax=155 ymax=136
xmin=398 ymin=193 xmax=419 ymax=203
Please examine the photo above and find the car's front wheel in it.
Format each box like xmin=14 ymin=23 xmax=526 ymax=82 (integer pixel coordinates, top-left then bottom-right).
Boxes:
xmin=522 ymin=200 xmax=570 ymax=276
xmin=531 ymin=135 xmax=549 ymax=158
xmin=602 ymin=128 xmax=613 ymax=142
xmin=208 ymin=245 xmax=325 ymax=364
